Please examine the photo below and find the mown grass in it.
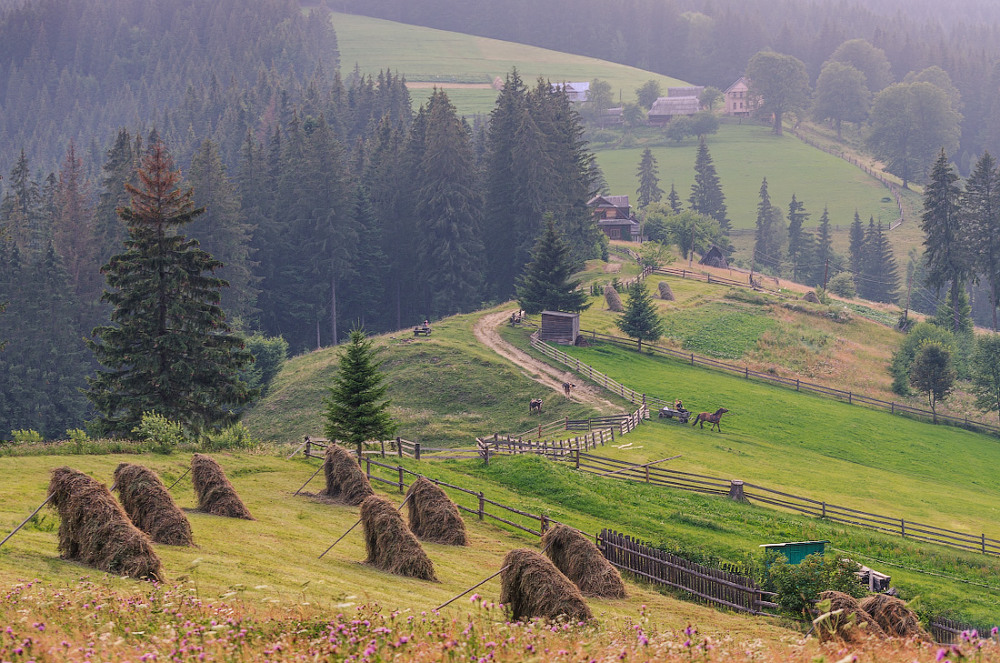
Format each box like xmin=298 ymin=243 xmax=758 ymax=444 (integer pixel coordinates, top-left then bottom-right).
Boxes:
xmin=331 ymin=11 xmax=687 ymax=116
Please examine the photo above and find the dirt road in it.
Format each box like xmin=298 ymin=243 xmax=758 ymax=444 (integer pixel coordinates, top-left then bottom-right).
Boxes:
xmin=472 ymin=310 xmax=620 ymax=414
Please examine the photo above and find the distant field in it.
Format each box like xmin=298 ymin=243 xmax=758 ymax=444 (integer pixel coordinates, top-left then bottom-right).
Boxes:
xmin=594 ymin=124 xmax=903 ymax=232
xmin=331 ymin=11 xmax=688 ymax=115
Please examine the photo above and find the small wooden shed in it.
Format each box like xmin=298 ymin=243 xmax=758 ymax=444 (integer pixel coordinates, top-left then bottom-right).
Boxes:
xmin=539 ymin=311 xmax=580 ymax=345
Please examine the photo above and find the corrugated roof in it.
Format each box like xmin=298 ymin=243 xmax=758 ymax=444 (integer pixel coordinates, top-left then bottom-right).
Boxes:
xmin=648 ymin=96 xmax=700 ymax=117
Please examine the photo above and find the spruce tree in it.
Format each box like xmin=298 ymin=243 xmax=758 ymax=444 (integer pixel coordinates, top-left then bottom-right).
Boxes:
xmin=86 ymin=143 xmax=255 ymax=436
xmin=861 ymin=221 xmax=899 ymax=303
xmin=688 ymin=139 xmax=730 ymax=233
xmin=786 ymin=194 xmax=809 ymax=281
xmin=921 ymin=149 xmax=970 ymax=334
xmin=616 ymin=280 xmax=663 ymax=353
xmin=848 ymin=210 xmax=866 ymax=289
xmin=516 ymin=217 xmax=590 ymax=314
xmin=753 ymin=178 xmax=782 ymax=274
xmin=666 ymin=183 xmax=683 ymax=214
xmin=94 ymin=129 xmax=136 ymax=269
xmin=324 ymin=328 xmax=396 ymax=459
xmin=811 ymin=207 xmax=834 ymax=288
xmin=963 ymin=152 xmax=1000 ymax=329
xmin=636 ymin=148 xmax=663 ymax=208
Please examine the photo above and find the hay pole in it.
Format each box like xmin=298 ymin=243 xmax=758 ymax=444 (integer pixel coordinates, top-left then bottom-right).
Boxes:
xmin=0 ymin=494 xmax=53 ymax=549
xmin=595 ymin=455 xmax=681 ymax=478
xmin=318 ymin=493 xmax=412 ymax=559
xmin=166 ymin=468 xmax=190 ymax=491
xmin=294 ymin=464 xmax=325 ymax=496
xmin=434 ymin=540 xmax=554 ymax=612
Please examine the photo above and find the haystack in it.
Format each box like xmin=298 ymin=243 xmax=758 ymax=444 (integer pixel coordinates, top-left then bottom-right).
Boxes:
xmin=816 ymin=591 xmax=885 ymax=643
xmin=658 ymin=281 xmax=675 ymax=301
xmin=405 ymin=477 xmax=467 ymax=546
xmin=191 ymin=454 xmax=254 ymax=519
xmin=803 ymin=291 xmax=821 ymax=303
xmin=859 ymin=594 xmax=928 ymax=639
xmin=323 ymin=443 xmax=374 ymax=505
xmin=542 ymin=525 xmax=625 ymax=598
xmin=113 ymin=463 xmax=193 ymax=546
xmin=360 ymin=495 xmax=437 ymax=581
xmin=47 ymin=467 xmax=161 ymax=580
xmin=604 ymin=285 xmax=623 ymax=312
xmin=499 ymin=548 xmax=592 ymax=622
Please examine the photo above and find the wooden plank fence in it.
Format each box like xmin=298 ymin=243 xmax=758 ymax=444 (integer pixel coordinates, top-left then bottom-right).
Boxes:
xmin=930 ymin=617 xmax=1000 ymax=644
xmin=599 ymin=529 xmax=777 ymax=615
xmin=653 ymin=266 xmax=781 ymax=292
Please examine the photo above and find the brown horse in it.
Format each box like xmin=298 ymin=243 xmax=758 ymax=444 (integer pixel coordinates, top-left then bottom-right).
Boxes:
xmin=692 ymin=407 xmax=729 ymax=432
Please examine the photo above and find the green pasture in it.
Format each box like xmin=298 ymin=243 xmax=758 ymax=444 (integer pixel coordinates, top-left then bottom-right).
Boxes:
xmin=594 ymin=124 xmax=903 ymax=232
xmin=331 ymin=11 xmax=687 ymax=116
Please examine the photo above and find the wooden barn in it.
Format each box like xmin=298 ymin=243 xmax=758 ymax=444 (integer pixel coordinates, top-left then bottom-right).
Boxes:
xmin=699 ymin=245 xmax=729 ymax=268
xmin=539 ymin=311 xmax=580 ymax=345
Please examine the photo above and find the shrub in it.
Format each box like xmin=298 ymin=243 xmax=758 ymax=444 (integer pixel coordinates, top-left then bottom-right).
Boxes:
xmin=203 ymin=422 xmax=255 ymax=451
xmin=66 ymin=428 xmax=88 ymax=443
xmin=12 ymin=429 xmax=43 ymax=443
xmin=828 ymin=272 xmax=856 ymax=298
xmin=241 ymin=334 xmax=288 ymax=399
xmin=763 ymin=553 xmax=865 ymax=618
xmin=132 ymin=412 xmax=187 ymax=454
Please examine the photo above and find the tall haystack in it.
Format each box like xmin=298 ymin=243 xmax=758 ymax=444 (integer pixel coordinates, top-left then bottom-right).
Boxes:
xmin=542 ymin=525 xmax=625 ymax=598
xmin=323 ymin=443 xmax=374 ymax=505
xmin=859 ymin=594 xmax=928 ymax=639
xmin=113 ymin=463 xmax=193 ymax=546
xmin=658 ymin=281 xmax=674 ymax=301
xmin=191 ymin=454 xmax=254 ymax=519
xmin=604 ymin=285 xmax=623 ymax=312
xmin=499 ymin=548 xmax=592 ymax=623
xmin=405 ymin=477 xmax=467 ymax=546
xmin=359 ymin=495 xmax=437 ymax=581
xmin=816 ymin=591 xmax=885 ymax=643
xmin=47 ymin=467 xmax=161 ymax=580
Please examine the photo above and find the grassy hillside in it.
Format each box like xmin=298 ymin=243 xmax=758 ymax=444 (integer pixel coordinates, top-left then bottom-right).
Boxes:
xmin=331 ymin=11 xmax=688 ymax=115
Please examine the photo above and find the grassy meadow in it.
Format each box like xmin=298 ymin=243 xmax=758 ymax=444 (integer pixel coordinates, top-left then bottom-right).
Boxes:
xmin=331 ymin=11 xmax=688 ymax=116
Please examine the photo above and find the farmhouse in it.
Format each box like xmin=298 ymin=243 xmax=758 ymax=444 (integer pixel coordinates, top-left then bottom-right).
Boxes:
xmin=647 ymin=95 xmax=700 ymax=126
xmin=724 ymin=77 xmax=755 ymax=116
xmin=554 ymin=81 xmax=590 ymax=102
xmin=588 ymin=194 xmax=640 ymax=242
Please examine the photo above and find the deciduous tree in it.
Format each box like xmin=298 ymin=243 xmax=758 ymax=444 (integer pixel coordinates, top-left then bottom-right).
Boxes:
xmin=813 ymin=61 xmax=870 ymax=140
xmin=909 ymin=342 xmax=955 ymax=423
xmin=746 ymin=51 xmax=810 ymax=136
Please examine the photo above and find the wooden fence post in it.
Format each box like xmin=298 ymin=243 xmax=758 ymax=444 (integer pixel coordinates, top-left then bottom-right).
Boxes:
xmin=397 ymin=438 xmax=403 ymax=458
xmin=414 ymin=442 xmax=421 ymax=461
xmin=575 ymin=447 xmax=580 ymax=469
xmin=983 ymin=533 xmax=987 ymax=554
xmin=849 ymin=392 xmax=852 ymax=404
xmin=745 ymin=367 xmax=749 ymax=379
xmin=365 ymin=457 xmax=371 ymax=478
xmin=398 ymin=466 xmax=405 ymax=493
xmin=478 ymin=492 xmax=485 ymax=521
xmin=901 ymin=519 xmax=905 ymax=537
xmin=541 ymin=514 xmax=548 ymax=534
xmin=304 ymin=437 xmax=311 ymax=457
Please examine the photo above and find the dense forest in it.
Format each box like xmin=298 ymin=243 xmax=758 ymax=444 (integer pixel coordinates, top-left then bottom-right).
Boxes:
xmin=335 ymin=0 xmax=1000 ymax=175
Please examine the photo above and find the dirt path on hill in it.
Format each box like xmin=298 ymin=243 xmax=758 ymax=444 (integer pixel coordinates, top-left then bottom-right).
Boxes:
xmin=472 ymin=310 xmax=621 ymax=414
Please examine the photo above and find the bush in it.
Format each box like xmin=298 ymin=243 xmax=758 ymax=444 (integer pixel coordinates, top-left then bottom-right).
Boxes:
xmin=66 ymin=428 xmax=88 ymax=443
xmin=12 ymin=429 xmax=44 ymax=443
xmin=203 ymin=422 xmax=255 ymax=451
xmin=828 ymin=273 xmax=856 ymax=298
xmin=763 ymin=553 xmax=866 ymax=618
xmin=242 ymin=334 xmax=288 ymax=399
xmin=132 ymin=412 xmax=187 ymax=454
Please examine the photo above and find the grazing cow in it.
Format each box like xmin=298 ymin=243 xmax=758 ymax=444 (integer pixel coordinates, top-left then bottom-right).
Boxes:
xmin=692 ymin=407 xmax=729 ymax=432
xmin=562 ymin=382 xmax=576 ymax=397
xmin=529 ymin=398 xmax=543 ymax=414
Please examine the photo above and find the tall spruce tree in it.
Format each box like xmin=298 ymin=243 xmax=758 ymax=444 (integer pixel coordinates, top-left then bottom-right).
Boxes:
xmin=921 ymin=149 xmax=970 ymax=333
xmin=688 ymin=139 xmax=730 ymax=233
xmin=616 ymin=280 xmax=663 ymax=353
xmin=753 ymin=178 xmax=782 ymax=274
xmin=786 ymin=194 xmax=809 ymax=281
xmin=963 ymin=152 xmax=1000 ymax=330
xmin=86 ymin=143 xmax=255 ymax=436
xmin=860 ymin=220 xmax=899 ymax=303
xmin=811 ymin=207 xmax=834 ymax=288
xmin=848 ymin=210 xmax=866 ymax=289
xmin=635 ymin=148 xmax=663 ymax=208
xmin=516 ymin=216 xmax=589 ymax=314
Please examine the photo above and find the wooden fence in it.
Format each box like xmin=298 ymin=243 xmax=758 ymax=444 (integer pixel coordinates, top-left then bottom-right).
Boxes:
xmin=599 ymin=529 xmax=778 ymax=615
xmin=653 ymin=266 xmax=781 ymax=293
xmin=930 ymin=617 xmax=1000 ymax=644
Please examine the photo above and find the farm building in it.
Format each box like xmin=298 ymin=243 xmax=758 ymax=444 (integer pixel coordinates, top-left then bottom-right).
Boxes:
xmin=667 ymin=86 xmax=705 ymax=99
xmin=554 ymin=81 xmax=590 ymax=102
xmin=539 ymin=311 xmax=580 ymax=344
xmin=647 ymin=95 xmax=700 ymax=125
xmin=588 ymin=195 xmax=640 ymax=241
xmin=724 ymin=77 xmax=755 ymax=116
xmin=699 ymin=245 xmax=729 ymax=268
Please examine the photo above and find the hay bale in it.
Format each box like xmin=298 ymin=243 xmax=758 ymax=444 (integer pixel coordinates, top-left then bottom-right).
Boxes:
xmin=816 ymin=591 xmax=885 ymax=643
xmin=604 ymin=285 xmax=623 ymax=312
xmin=859 ymin=594 xmax=928 ymax=639
xmin=542 ymin=525 xmax=625 ymax=598
xmin=658 ymin=281 xmax=675 ymax=301
xmin=500 ymin=548 xmax=592 ymax=623
xmin=323 ymin=443 xmax=375 ymax=506
xmin=405 ymin=477 xmax=467 ymax=546
xmin=360 ymin=495 xmax=437 ymax=581
xmin=47 ymin=467 xmax=161 ymax=580
xmin=803 ymin=290 xmax=821 ymax=303
xmin=113 ymin=463 xmax=193 ymax=546
xmin=191 ymin=454 xmax=254 ymax=519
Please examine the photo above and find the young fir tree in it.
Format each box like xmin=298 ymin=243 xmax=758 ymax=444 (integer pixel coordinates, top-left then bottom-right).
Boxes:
xmin=786 ymin=194 xmax=809 ymax=280
xmin=963 ymin=152 xmax=1000 ymax=330
xmin=94 ymin=129 xmax=137 ymax=270
xmin=860 ymin=220 xmax=899 ymax=303
xmin=811 ymin=207 xmax=834 ymax=288
xmin=688 ymin=139 xmax=730 ymax=233
xmin=324 ymin=328 xmax=396 ymax=459
xmin=753 ymin=177 xmax=782 ymax=274
xmin=516 ymin=216 xmax=590 ymax=314
xmin=635 ymin=148 xmax=663 ymax=208
xmin=972 ymin=334 xmax=1000 ymax=423
xmin=848 ymin=210 xmax=866 ymax=289
xmin=616 ymin=280 xmax=664 ymax=353
xmin=921 ymin=149 xmax=970 ymax=334
xmin=666 ymin=183 xmax=683 ymax=214
xmin=86 ymin=143 xmax=255 ymax=436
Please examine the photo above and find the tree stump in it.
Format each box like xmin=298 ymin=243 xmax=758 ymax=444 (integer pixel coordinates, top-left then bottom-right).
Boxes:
xmin=728 ymin=480 xmax=747 ymax=502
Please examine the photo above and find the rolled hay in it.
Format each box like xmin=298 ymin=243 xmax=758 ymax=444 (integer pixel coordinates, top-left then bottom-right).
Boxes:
xmin=360 ymin=495 xmax=437 ymax=581
xmin=499 ymin=548 xmax=592 ymax=623
xmin=658 ymin=281 xmax=675 ymax=301
xmin=541 ymin=525 xmax=626 ymax=598
xmin=190 ymin=454 xmax=254 ymax=519
xmin=405 ymin=477 xmax=467 ymax=546
xmin=323 ymin=443 xmax=375 ymax=505
xmin=816 ymin=591 xmax=885 ymax=643
xmin=47 ymin=467 xmax=161 ymax=580
xmin=113 ymin=463 xmax=193 ymax=546
xmin=604 ymin=285 xmax=623 ymax=312
xmin=859 ymin=594 xmax=928 ymax=639
xmin=803 ymin=290 xmax=821 ymax=303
